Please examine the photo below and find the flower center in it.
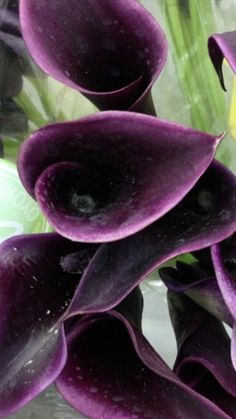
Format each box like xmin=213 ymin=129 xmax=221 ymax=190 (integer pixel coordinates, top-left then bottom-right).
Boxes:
xmin=70 ymin=192 xmax=98 ymax=215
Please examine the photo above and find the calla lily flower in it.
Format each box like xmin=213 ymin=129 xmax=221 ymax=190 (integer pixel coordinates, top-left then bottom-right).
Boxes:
xmin=0 ymin=232 xmax=98 ymax=417
xmin=56 ymin=309 xmax=229 ymax=418
xmin=168 ymin=292 xmax=236 ymax=418
xmin=160 ymin=237 xmax=236 ymax=373
xmin=208 ymin=31 xmax=236 ymax=91
xmin=211 ymin=236 xmax=236 ymax=371
xmin=159 ymin=260 xmax=233 ymax=327
xmin=18 ymin=111 xmax=221 ymax=243
xmin=20 ymin=0 xmax=167 ymax=112
xmin=0 ymin=1 xmax=28 ymax=136
xmin=70 ymin=160 xmax=236 ymax=314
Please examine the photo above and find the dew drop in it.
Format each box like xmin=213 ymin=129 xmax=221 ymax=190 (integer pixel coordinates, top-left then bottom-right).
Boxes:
xmin=24 ymin=360 xmax=33 ymax=367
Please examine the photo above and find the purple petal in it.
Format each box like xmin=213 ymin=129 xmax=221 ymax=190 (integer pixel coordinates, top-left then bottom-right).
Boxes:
xmin=19 ymin=0 xmax=167 ymax=111
xmin=211 ymin=240 xmax=236 ymax=370
xmin=70 ymin=160 xmax=236 ymax=313
xmin=18 ymin=112 xmax=221 ymax=242
xmin=208 ymin=31 xmax=236 ymax=91
xmin=0 ymin=233 xmax=98 ymax=416
xmin=56 ymin=311 xmax=227 ymax=418
xmin=159 ymin=262 xmax=233 ymax=326
xmin=231 ymin=324 xmax=236 ymax=373
xmin=211 ymin=243 xmax=236 ymax=321
xmin=168 ymin=292 xmax=236 ymax=417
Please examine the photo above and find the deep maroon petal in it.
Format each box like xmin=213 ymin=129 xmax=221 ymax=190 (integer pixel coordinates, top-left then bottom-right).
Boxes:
xmin=0 ymin=233 xmax=98 ymax=416
xmin=159 ymin=262 xmax=233 ymax=326
xmin=168 ymin=292 xmax=236 ymax=417
xmin=208 ymin=31 xmax=236 ymax=91
xmin=20 ymin=0 xmax=167 ymax=112
xmin=70 ymin=160 xmax=236 ymax=314
xmin=211 ymin=243 xmax=236 ymax=321
xmin=211 ymin=240 xmax=236 ymax=369
xmin=18 ymin=112 xmax=221 ymax=242
xmin=56 ymin=311 xmax=228 ymax=419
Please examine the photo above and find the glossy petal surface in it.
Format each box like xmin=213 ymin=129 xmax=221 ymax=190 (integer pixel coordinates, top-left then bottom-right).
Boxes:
xmin=0 ymin=233 xmax=98 ymax=416
xmin=20 ymin=0 xmax=167 ymax=111
xmin=57 ymin=311 xmax=227 ymax=419
xmin=208 ymin=31 xmax=236 ymax=91
xmin=160 ymin=261 xmax=233 ymax=326
xmin=71 ymin=161 xmax=236 ymax=313
xmin=211 ymin=238 xmax=236 ymax=369
xmin=18 ymin=112 xmax=220 ymax=242
xmin=168 ymin=292 xmax=236 ymax=418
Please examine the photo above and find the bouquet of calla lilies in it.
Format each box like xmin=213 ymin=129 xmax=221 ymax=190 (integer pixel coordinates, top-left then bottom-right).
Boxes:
xmin=2 ymin=0 xmax=236 ymax=418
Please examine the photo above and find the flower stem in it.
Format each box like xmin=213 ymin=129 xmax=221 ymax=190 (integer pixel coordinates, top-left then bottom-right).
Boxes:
xmin=163 ymin=0 xmax=226 ymax=133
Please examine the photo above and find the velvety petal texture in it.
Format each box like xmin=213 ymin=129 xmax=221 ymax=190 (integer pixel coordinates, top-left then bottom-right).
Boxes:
xmin=0 ymin=233 xmax=98 ymax=416
xmin=211 ymin=240 xmax=236 ymax=321
xmin=18 ymin=112 xmax=220 ymax=243
xmin=20 ymin=0 xmax=167 ymax=112
xmin=208 ymin=31 xmax=236 ymax=91
xmin=71 ymin=160 xmax=236 ymax=313
xmin=168 ymin=292 xmax=236 ymax=418
xmin=56 ymin=310 xmax=228 ymax=419
xmin=159 ymin=261 xmax=233 ymax=327
xmin=211 ymin=237 xmax=236 ymax=369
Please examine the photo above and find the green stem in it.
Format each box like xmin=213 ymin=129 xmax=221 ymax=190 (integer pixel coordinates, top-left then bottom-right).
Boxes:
xmin=163 ymin=0 xmax=226 ymax=133
xmin=14 ymin=90 xmax=48 ymax=128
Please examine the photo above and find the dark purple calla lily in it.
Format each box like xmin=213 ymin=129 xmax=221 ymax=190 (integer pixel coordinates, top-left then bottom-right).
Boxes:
xmin=168 ymin=292 xmax=236 ymax=418
xmin=160 ymin=236 xmax=236 ymax=373
xmin=0 ymin=1 xmax=28 ymax=136
xmin=0 ymin=232 xmax=98 ymax=417
xmin=20 ymin=0 xmax=167 ymax=113
xmin=56 ymin=309 xmax=228 ymax=419
xmin=208 ymin=31 xmax=236 ymax=91
xmin=159 ymin=261 xmax=233 ymax=327
xmin=18 ymin=111 xmax=221 ymax=243
xmin=211 ymin=237 xmax=236 ymax=370
xmin=70 ymin=160 xmax=236 ymax=314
